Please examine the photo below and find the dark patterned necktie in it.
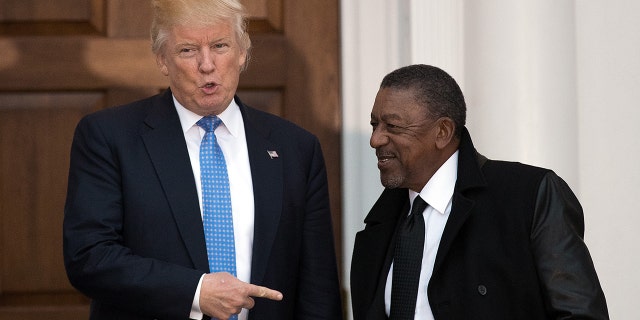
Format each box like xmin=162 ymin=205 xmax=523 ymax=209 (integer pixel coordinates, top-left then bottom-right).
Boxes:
xmin=390 ymin=195 xmax=428 ymax=320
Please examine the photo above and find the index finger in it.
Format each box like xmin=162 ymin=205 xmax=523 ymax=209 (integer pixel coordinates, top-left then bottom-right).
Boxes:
xmin=248 ymin=284 xmax=283 ymax=301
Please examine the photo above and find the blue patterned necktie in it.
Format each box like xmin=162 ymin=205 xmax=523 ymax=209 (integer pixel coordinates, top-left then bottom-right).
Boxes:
xmin=197 ymin=116 xmax=237 ymax=285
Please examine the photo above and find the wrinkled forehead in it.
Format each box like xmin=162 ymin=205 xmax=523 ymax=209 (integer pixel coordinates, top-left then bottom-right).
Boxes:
xmin=168 ymin=20 xmax=234 ymax=38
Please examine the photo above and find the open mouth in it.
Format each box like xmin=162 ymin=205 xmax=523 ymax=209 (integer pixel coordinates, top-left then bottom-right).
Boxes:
xmin=376 ymin=151 xmax=395 ymax=167
xmin=200 ymin=82 xmax=218 ymax=94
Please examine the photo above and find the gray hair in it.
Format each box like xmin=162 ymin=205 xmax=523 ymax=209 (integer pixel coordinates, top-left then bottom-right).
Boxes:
xmin=381 ymin=64 xmax=466 ymax=138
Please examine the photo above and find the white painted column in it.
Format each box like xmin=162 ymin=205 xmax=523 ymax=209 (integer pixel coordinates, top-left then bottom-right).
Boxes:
xmin=576 ymin=1 xmax=640 ymax=318
xmin=340 ymin=1 xmax=463 ymax=319
xmin=409 ymin=0 xmax=464 ymax=86
xmin=463 ymin=0 xmax=579 ymax=188
xmin=340 ymin=2 xmax=407 ymax=317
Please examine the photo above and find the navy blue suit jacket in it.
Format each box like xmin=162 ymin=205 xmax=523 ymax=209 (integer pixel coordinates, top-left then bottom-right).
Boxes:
xmin=63 ymin=89 xmax=343 ymax=319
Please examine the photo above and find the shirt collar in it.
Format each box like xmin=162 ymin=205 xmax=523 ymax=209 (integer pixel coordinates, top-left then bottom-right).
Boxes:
xmin=409 ymin=150 xmax=459 ymax=215
xmin=173 ymin=96 xmax=242 ymax=137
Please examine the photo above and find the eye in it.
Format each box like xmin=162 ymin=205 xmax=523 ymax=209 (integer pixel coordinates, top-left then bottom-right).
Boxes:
xmin=212 ymin=43 xmax=229 ymax=51
xmin=177 ymin=47 xmax=197 ymax=57
xmin=385 ymin=122 xmax=404 ymax=132
xmin=385 ymin=122 xmax=412 ymax=134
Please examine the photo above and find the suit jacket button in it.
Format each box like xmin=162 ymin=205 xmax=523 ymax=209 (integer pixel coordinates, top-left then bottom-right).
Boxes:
xmin=477 ymin=285 xmax=487 ymax=296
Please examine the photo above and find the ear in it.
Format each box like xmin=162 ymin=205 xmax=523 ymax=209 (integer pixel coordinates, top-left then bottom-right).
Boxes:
xmin=238 ymin=49 xmax=247 ymax=69
xmin=434 ymin=117 xmax=456 ymax=150
xmin=156 ymin=53 xmax=169 ymax=76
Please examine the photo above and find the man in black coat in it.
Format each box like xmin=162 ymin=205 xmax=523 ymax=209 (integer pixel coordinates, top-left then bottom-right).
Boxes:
xmin=350 ymin=64 xmax=608 ymax=319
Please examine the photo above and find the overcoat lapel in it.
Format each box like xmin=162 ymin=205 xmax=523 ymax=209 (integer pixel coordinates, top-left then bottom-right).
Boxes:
xmin=432 ymin=128 xmax=487 ymax=275
xmin=141 ymin=90 xmax=210 ymax=273
xmin=237 ymin=98 xmax=284 ymax=285
xmin=353 ymin=188 xmax=408 ymax=319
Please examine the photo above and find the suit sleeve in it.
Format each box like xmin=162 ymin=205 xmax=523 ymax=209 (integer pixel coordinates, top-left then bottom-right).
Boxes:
xmin=530 ymin=171 xmax=609 ymax=319
xmin=295 ymin=137 xmax=344 ymax=319
xmin=63 ymin=115 xmax=202 ymax=319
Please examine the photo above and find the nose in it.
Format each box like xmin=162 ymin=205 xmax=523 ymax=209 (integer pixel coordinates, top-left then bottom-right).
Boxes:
xmin=370 ymin=126 xmax=388 ymax=148
xmin=198 ymin=48 xmax=215 ymax=73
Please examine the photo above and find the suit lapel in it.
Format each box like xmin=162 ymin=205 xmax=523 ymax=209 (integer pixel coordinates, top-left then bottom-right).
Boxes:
xmin=237 ymin=99 xmax=283 ymax=285
xmin=141 ymin=90 xmax=209 ymax=272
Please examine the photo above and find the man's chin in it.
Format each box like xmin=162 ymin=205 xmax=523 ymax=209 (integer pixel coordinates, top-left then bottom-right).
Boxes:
xmin=192 ymin=97 xmax=231 ymax=115
xmin=380 ymin=175 xmax=403 ymax=189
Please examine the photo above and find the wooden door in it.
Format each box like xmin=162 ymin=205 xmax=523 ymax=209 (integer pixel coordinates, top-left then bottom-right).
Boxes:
xmin=0 ymin=1 xmax=341 ymax=318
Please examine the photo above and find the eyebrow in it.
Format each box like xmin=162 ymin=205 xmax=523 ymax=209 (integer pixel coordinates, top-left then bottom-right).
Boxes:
xmin=175 ymin=35 xmax=232 ymax=47
xmin=175 ymin=41 xmax=198 ymax=47
xmin=372 ymin=113 xmax=403 ymax=122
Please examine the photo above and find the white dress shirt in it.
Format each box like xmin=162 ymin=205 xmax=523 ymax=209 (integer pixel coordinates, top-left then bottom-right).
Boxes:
xmin=174 ymin=97 xmax=254 ymax=320
xmin=384 ymin=150 xmax=459 ymax=320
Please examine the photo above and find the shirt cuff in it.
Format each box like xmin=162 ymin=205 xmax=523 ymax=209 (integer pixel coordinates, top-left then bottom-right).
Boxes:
xmin=190 ymin=274 xmax=205 ymax=319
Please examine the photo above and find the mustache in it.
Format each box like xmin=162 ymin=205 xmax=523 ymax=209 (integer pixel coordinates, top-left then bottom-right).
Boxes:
xmin=375 ymin=150 xmax=395 ymax=158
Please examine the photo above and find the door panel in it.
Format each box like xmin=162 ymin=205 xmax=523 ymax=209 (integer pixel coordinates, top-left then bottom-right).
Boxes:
xmin=0 ymin=93 xmax=101 ymax=318
xmin=0 ymin=0 xmax=341 ymax=318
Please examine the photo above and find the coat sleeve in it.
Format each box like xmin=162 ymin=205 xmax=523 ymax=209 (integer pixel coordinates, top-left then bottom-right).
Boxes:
xmin=530 ymin=171 xmax=609 ymax=319
xmin=294 ymin=137 xmax=344 ymax=319
xmin=63 ymin=114 xmax=203 ymax=319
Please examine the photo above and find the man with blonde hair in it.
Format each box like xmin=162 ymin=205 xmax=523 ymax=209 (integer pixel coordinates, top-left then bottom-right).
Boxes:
xmin=63 ymin=1 xmax=343 ymax=319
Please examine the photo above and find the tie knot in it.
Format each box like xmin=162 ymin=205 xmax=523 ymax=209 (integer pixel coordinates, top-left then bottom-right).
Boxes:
xmin=410 ymin=196 xmax=428 ymax=216
xmin=196 ymin=115 xmax=223 ymax=133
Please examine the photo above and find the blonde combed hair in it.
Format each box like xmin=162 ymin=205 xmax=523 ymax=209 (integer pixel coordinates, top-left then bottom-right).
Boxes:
xmin=150 ymin=0 xmax=252 ymax=70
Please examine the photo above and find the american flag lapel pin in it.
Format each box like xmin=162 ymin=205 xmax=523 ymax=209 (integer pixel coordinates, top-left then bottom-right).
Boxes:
xmin=267 ymin=150 xmax=279 ymax=159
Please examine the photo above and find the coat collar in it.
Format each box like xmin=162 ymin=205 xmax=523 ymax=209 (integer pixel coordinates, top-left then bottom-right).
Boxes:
xmin=453 ymin=127 xmax=487 ymax=193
